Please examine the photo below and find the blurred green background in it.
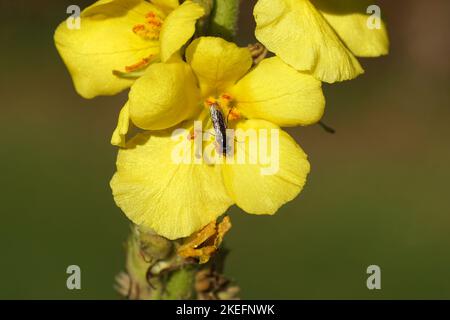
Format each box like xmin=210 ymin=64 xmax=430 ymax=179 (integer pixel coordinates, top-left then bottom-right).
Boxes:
xmin=1 ymin=0 xmax=450 ymax=299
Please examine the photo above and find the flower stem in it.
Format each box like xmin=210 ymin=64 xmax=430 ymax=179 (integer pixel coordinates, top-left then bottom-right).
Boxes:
xmin=115 ymin=224 xmax=239 ymax=300
xmin=208 ymin=0 xmax=240 ymax=40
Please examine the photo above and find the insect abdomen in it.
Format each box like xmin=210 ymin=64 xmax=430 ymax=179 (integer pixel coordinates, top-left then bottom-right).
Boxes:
xmin=209 ymin=105 xmax=229 ymax=155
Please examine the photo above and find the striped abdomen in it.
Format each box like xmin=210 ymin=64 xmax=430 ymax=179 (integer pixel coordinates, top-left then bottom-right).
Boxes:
xmin=209 ymin=104 xmax=229 ymax=155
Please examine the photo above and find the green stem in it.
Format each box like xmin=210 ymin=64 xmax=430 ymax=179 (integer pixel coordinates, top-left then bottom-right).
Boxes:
xmin=121 ymin=225 xmax=197 ymax=300
xmin=209 ymin=0 xmax=240 ymax=40
xmin=115 ymin=225 xmax=239 ymax=300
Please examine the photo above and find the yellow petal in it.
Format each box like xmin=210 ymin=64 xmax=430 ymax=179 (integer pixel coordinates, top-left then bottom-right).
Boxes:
xmin=54 ymin=0 xmax=162 ymax=98
xmin=312 ymin=0 xmax=389 ymax=57
xmin=111 ymin=103 xmax=130 ymax=147
xmin=128 ymin=61 xmax=201 ymax=130
xmin=223 ymin=119 xmax=310 ymax=214
xmin=160 ymin=1 xmax=205 ymax=62
xmin=254 ymin=0 xmax=363 ymax=83
xmin=186 ymin=37 xmax=253 ymax=97
xmin=150 ymin=0 xmax=179 ymax=11
xmin=231 ymin=57 xmax=325 ymax=126
xmin=110 ymin=131 xmax=233 ymax=240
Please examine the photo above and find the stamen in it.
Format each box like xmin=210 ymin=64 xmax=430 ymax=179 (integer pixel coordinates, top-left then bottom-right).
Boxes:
xmin=113 ymin=55 xmax=155 ymax=79
xmin=221 ymin=94 xmax=232 ymax=101
xmin=227 ymin=108 xmax=240 ymax=121
xmin=132 ymin=24 xmax=146 ymax=34
xmin=112 ymin=69 xmax=146 ymax=79
xmin=125 ymin=56 xmax=152 ymax=73
xmin=204 ymin=97 xmax=218 ymax=108
xmin=132 ymin=11 xmax=163 ymax=40
xmin=204 ymin=94 xmax=241 ymax=121
xmin=220 ymin=94 xmax=240 ymax=121
xmin=146 ymin=12 xmax=162 ymax=27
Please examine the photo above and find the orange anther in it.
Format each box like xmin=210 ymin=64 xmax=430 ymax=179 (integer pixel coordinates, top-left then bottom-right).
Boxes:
xmin=221 ymin=94 xmax=231 ymax=100
xmin=205 ymin=98 xmax=217 ymax=107
xmin=125 ymin=57 xmax=151 ymax=72
xmin=148 ymin=19 xmax=162 ymax=27
xmin=228 ymin=108 xmax=240 ymax=121
xmin=132 ymin=24 xmax=145 ymax=34
xmin=132 ymin=11 xmax=162 ymax=40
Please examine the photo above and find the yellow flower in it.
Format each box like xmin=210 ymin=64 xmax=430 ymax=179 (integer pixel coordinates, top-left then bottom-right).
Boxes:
xmin=253 ymin=0 xmax=389 ymax=83
xmin=54 ymin=0 xmax=204 ymax=98
xmin=110 ymin=37 xmax=325 ymax=239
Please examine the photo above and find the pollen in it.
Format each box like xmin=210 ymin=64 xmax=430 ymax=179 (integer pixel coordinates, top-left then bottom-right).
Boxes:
xmin=132 ymin=11 xmax=163 ymax=40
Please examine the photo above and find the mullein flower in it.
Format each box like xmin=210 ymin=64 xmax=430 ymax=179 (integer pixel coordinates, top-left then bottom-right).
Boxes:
xmin=54 ymin=0 xmax=204 ymax=98
xmin=110 ymin=37 xmax=325 ymax=239
xmin=253 ymin=0 xmax=389 ymax=83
